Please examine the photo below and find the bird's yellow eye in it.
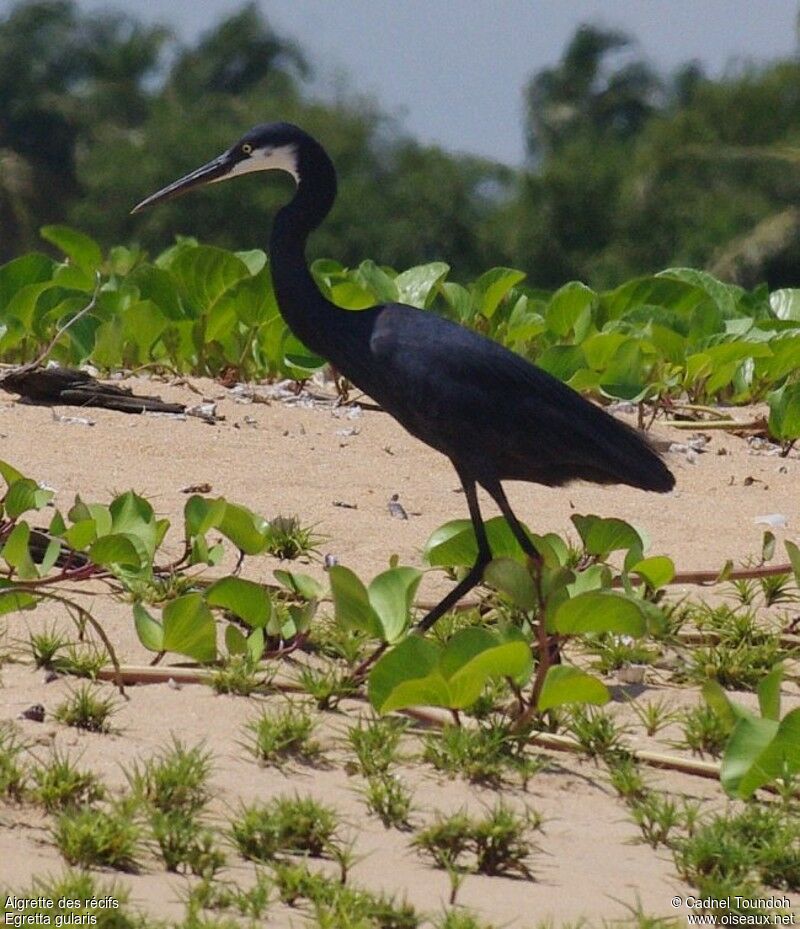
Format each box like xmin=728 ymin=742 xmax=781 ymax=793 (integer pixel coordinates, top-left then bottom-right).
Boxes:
xmin=241 ymin=143 xmax=253 ymax=155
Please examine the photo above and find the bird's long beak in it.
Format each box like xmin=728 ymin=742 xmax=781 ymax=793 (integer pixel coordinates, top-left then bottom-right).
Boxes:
xmin=131 ymin=150 xmax=236 ymax=214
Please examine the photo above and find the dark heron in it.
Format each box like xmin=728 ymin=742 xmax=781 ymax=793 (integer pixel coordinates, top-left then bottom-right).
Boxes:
xmin=133 ymin=122 xmax=675 ymax=631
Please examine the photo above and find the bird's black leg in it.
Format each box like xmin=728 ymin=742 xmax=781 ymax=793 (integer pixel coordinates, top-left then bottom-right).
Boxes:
xmin=416 ymin=476 xmax=492 ymax=633
xmin=483 ymin=479 xmax=561 ymax=667
xmin=481 ymin=479 xmax=540 ymax=562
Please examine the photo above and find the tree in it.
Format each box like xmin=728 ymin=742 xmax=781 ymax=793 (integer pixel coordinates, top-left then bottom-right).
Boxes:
xmin=0 ymin=0 xmax=167 ymax=259
xmin=524 ymin=24 xmax=660 ymax=158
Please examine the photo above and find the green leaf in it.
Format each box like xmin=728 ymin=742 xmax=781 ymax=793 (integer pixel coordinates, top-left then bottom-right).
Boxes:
xmin=0 ymin=588 xmax=38 ymax=616
xmin=273 ymin=570 xmax=323 ymax=600
xmin=4 ymin=479 xmax=54 ymax=518
xmin=423 ymin=516 xmax=532 ymax=568
xmin=551 ymin=590 xmax=648 ymax=637
xmin=133 ymin=603 xmax=164 ymax=652
xmin=63 ymin=519 xmax=98 ymax=552
xmin=786 ymin=540 xmax=800 ymax=586
xmin=600 ymin=275 xmax=708 ymax=323
xmin=0 ymin=461 xmax=26 ymax=488
xmin=40 ymin=225 xmax=102 ymax=273
xmin=537 ymin=665 xmax=609 ymax=711
xmin=441 ymin=627 xmax=532 ymax=707
xmin=736 ymin=708 xmax=800 ymax=798
xmin=161 ymin=593 xmax=217 ymax=662
xmin=720 ymin=714 xmax=780 ymax=798
xmin=109 ymin=492 xmax=159 ymax=560
xmin=767 ymin=382 xmax=800 ymax=442
xmin=234 ymin=249 xmax=268 ymax=275
xmin=484 ymin=558 xmax=538 ymax=610
xmin=571 ymin=514 xmax=643 ymax=559
xmin=128 ymin=265 xmax=184 ymax=319
xmin=206 ymin=576 xmax=271 ymax=628
xmin=39 ymin=539 xmax=62 ymax=576
xmin=2 ymin=522 xmax=37 ymax=579
xmin=534 ymin=345 xmax=586 ymax=382
xmin=0 ymin=253 xmax=55 ymax=306
xmin=440 ymin=281 xmax=475 ymax=321
xmin=368 ymin=636 xmax=447 ymax=714
xmin=209 ymin=263 xmax=275 ymax=333
xmin=224 ymin=624 xmax=248 ymax=656
xmin=119 ymin=300 xmax=168 ymax=360
xmin=217 ymin=502 xmax=268 ymax=555
xmin=329 ymin=279 xmax=375 ymax=310
xmin=89 ymin=534 xmax=143 ymax=569
xmin=566 ymin=563 xmax=609 ymax=597
xmin=246 ymin=627 xmax=265 ymax=662
xmin=395 ymin=262 xmax=449 ymax=308
xmin=701 ymin=680 xmax=743 ymax=728
xmin=659 ymin=267 xmax=742 ymax=317
xmin=545 ymin=281 xmax=596 ymax=338
xmin=184 ymin=495 xmax=227 ymax=537
xmin=282 ymin=331 xmax=326 ymax=374
xmin=168 ymin=245 xmax=250 ymax=317
xmin=329 ymin=566 xmax=382 ymax=638
xmin=769 ymin=288 xmax=800 ymax=321
xmin=473 ymin=267 xmax=526 ymax=319
xmin=629 ymin=556 xmax=675 ymax=589
xmin=757 ymin=664 xmax=783 ymax=721
xmin=356 ymin=260 xmax=398 ymax=304
xmin=367 ymin=627 xmax=531 ymax=714
xmin=367 ymin=567 xmax=423 ymax=643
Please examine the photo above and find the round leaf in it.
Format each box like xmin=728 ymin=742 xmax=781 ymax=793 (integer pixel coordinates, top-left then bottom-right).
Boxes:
xmin=206 ymin=576 xmax=272 ymax=628
xmin=537 ymin=665 xmax=609 ymax=712
xmin=551 ymin=590 xmax=648 ymax=637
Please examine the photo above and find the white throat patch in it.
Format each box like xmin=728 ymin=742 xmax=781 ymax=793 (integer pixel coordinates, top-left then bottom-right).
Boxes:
xmin=228 ymin=144 xmax=299 ymax=182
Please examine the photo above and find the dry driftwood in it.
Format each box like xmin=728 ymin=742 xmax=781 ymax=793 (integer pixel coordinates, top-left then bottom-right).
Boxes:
xmin=0 ymin=366 xmax=186 ymax=415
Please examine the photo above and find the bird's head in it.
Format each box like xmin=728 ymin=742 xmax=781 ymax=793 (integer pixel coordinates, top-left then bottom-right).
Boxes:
xmin=131 ymin=122 xmax=308 ymax=214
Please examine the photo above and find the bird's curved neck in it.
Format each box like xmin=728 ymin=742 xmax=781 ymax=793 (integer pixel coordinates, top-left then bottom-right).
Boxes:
xmin=269 ymin=139 xmax=341 ymax=359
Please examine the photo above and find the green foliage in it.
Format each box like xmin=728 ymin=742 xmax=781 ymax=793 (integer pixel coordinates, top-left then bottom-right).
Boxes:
xmin=413 ymin=802 xmax=542 ymax=878
xmin=567 ymin=707 xmax=630 ymax=761
xmin=245 ymin=702 xmax=321 ymax=766
xmin=30 ymin=748 xmax=105 ymax=811
xmin=0 ymin=458 xmax=319 ymax=663
xmin=629 ymin=794 xmax=684 ymax=849
xmin=767 ymin=382 xmax=800 ymax=452
xmin=421 ymin=724 xmax=543 ymax=787
xmin=126 ymin=738 xmax=213 ymax=816
xmin=678 ymin=704 xmax=734 ymax=758
xmin=674 ymin=804 xmax=800 ymax=896
xmin=54 ymin=800 xmax=142 ymax=871
xmin=371 ymin=511 xmax=671 ymax=720
xmin=1 ymin=223 xmax=800 ymax=415
xmin=346 ymin=716 xmax=407 ymax=777
xmin=0 ymin=721 xmax=27 ymax=801
xmin=270 ymin=860 xmax=419 ymax=927
xmin=330 ymin=564 xmax=423 ymax=644
xmin=368 ymin=626 xmax=532 ymax=715
xmin=231 ymin=794 xmax=341 ymax=861
xmin=703 ymin=666 xmax=800 ymax=799
xmin=53 ymin=683 xmax=118 ymax=733
xmin=362 ymin=774 xmax=414 ymax=830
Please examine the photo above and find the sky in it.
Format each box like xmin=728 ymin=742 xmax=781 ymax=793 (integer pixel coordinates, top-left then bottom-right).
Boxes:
xmin=73 ymin=0 xmax=799 ymax=165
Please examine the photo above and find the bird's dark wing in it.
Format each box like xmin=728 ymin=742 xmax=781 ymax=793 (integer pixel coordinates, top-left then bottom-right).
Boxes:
xmin=360 ymin=303 xmax=673 ymax=491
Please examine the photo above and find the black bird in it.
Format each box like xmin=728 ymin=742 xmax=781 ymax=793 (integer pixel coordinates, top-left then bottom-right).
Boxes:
xmin=133 ymin=122 xmax=675 ymax=630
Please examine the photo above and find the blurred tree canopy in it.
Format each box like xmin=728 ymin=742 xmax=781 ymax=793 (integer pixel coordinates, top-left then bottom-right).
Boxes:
xmin=2 ymin=2 xmax=800 ymax=289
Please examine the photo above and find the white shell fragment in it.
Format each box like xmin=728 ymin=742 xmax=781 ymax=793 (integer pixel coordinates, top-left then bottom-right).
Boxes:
xmin=754 ymin=514 xmax=789 ymax=529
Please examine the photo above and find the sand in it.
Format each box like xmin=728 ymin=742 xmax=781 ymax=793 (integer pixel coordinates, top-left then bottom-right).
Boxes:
xmin=0 ymin=376 xmax=798 ymax=926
